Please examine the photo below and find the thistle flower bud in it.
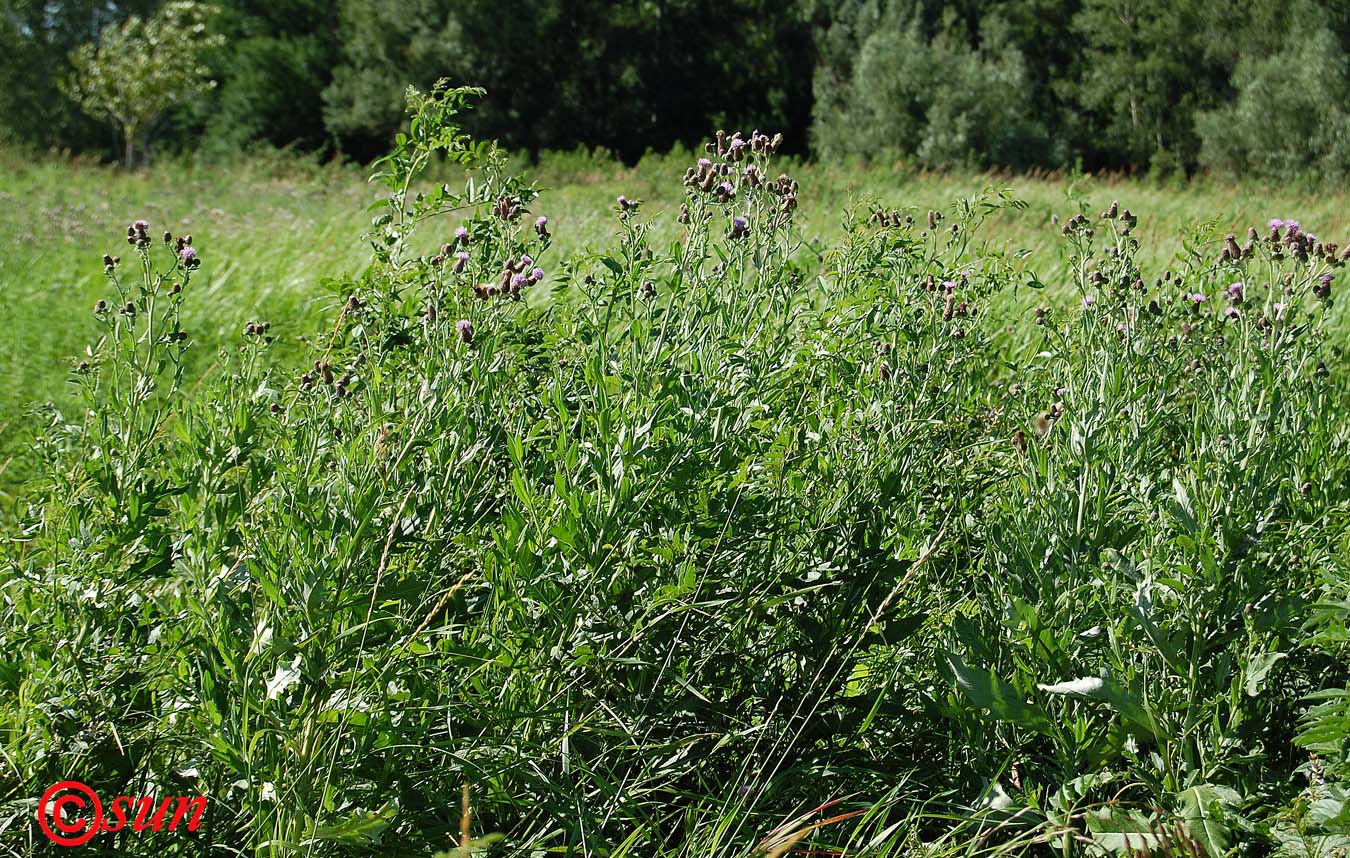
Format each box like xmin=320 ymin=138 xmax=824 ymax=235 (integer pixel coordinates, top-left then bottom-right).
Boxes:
xmin=1106 ymin=200 xmax=1119 ymax=219
xmin=678 ymin=203 xmax=690 ymax=224
xmin=640 ymin=280 xmax=655 ymax=298
xmin=1314 ymin=273 xmax=1333 ymax=300
xmin=94 ymin=299 xmax=108 ymax=314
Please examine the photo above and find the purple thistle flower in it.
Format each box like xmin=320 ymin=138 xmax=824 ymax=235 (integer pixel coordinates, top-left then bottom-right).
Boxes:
xmin=1082 ymin=294 xmax=1095 ymax=307
xmin=1190 ymin=293 xmax=1208 ymax=305
xmin=454 ymin=251 xmax=469 ymax=273
xmin=1268 ymin=218 xmax=1285 ymax=229
xmin=511 ymin=273 xmax=527 ymax=289
xmin=1227 ymin=282 xmax=1244 ymax=304
xmin=180 ymin=246 xmax=198 ymax=265
xmin=697 ymin=158 xmax=711 ymax=170
xmin=531 ymin=267 xmax=544 ymax=283
xmin=1224 ymin=306 xmax=1239 ymax=319
xmin=133 ymin=220 xmax=150 ymax=231
xmin=520 ymin=254 xmax=533 ymax=268
xmin=1286 ymin=220 xmax=1300 ymax=231
xmin=455 ymin=226 xmax=470 ymax=244
xmin=456 ymin=319 xmax=473 ymax=344
xmin=1273 ymin=302 xmax=1287 ymax=320
xmin=535 ymin=216 xmax=549 ymax=237
xmin=729 ymin=216 xmax=748 ymax=239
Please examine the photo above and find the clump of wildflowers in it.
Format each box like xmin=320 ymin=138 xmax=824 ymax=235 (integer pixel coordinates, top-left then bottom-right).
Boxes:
xmin=1314 ymin=273 xmax=1333 ymax=301
xmin=493 ymin=197 xmax=524 ymax=222
xmin=127 ymin=219 xmax=152 ymax=247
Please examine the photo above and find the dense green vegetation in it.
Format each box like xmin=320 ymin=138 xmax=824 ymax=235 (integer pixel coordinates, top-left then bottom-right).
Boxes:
xmin=4 ymin=142 xmax=1349 ymax=502
xmin=3 ymin=0 xmax=1349 ymax=178
xmin=2 ymin=85 xmax=1349 ymax=856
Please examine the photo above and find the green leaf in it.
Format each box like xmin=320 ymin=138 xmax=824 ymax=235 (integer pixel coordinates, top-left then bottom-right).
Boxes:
xmin=1085 ymin=807 xmax=1162 ymax=854
xmin=304 ymin=801 xmax=398 ymax=847
xmin=1177 ymin=784 xmax=1240 ymax=857
xmin=1244 ymin=651 xmax=1286 ymax=697
xmin=945 ymin=652 xmax=1053 ymax=736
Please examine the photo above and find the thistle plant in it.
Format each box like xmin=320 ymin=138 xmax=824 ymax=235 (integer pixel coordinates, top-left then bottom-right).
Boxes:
xmin=2 ymin=89 xmax=1349 ymax=858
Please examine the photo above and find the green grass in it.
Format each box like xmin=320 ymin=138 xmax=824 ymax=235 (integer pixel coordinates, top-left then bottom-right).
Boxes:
xmin=2 ymin=114 xmax=1349 ymax=856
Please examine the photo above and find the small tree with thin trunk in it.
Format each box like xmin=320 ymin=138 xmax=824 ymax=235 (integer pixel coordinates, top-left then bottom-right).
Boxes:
xmin=63 ymin=1 xmax=223 ymax=167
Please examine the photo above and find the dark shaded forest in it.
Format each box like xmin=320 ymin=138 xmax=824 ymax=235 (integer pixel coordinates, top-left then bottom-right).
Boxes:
xmin=2 ymin=0 xmax=1348 ymax=179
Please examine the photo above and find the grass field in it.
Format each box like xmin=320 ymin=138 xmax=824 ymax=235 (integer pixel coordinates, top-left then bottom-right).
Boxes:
xmin=2 ymin=111 xmax=1350 ymax=856
xmin=4 ymin=145 xmax=1348 ymax=502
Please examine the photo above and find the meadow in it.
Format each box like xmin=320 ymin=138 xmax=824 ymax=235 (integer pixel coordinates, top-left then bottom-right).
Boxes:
xmin=4 ymin=143 xmax=1348 ymax=497
xmin=2 ymin=87 xmax=1349 ymax=856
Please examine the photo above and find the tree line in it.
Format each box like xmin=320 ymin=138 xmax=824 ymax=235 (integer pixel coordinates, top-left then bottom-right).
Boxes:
xmin=2 ymin=0 xmax=1348 ymax=180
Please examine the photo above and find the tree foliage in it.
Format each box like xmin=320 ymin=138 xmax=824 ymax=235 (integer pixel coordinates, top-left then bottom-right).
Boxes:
xmin=1 ymin=0 xmax=1347 ymax=178
xmin=62 ymin=0 xmax=224 ymax=166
